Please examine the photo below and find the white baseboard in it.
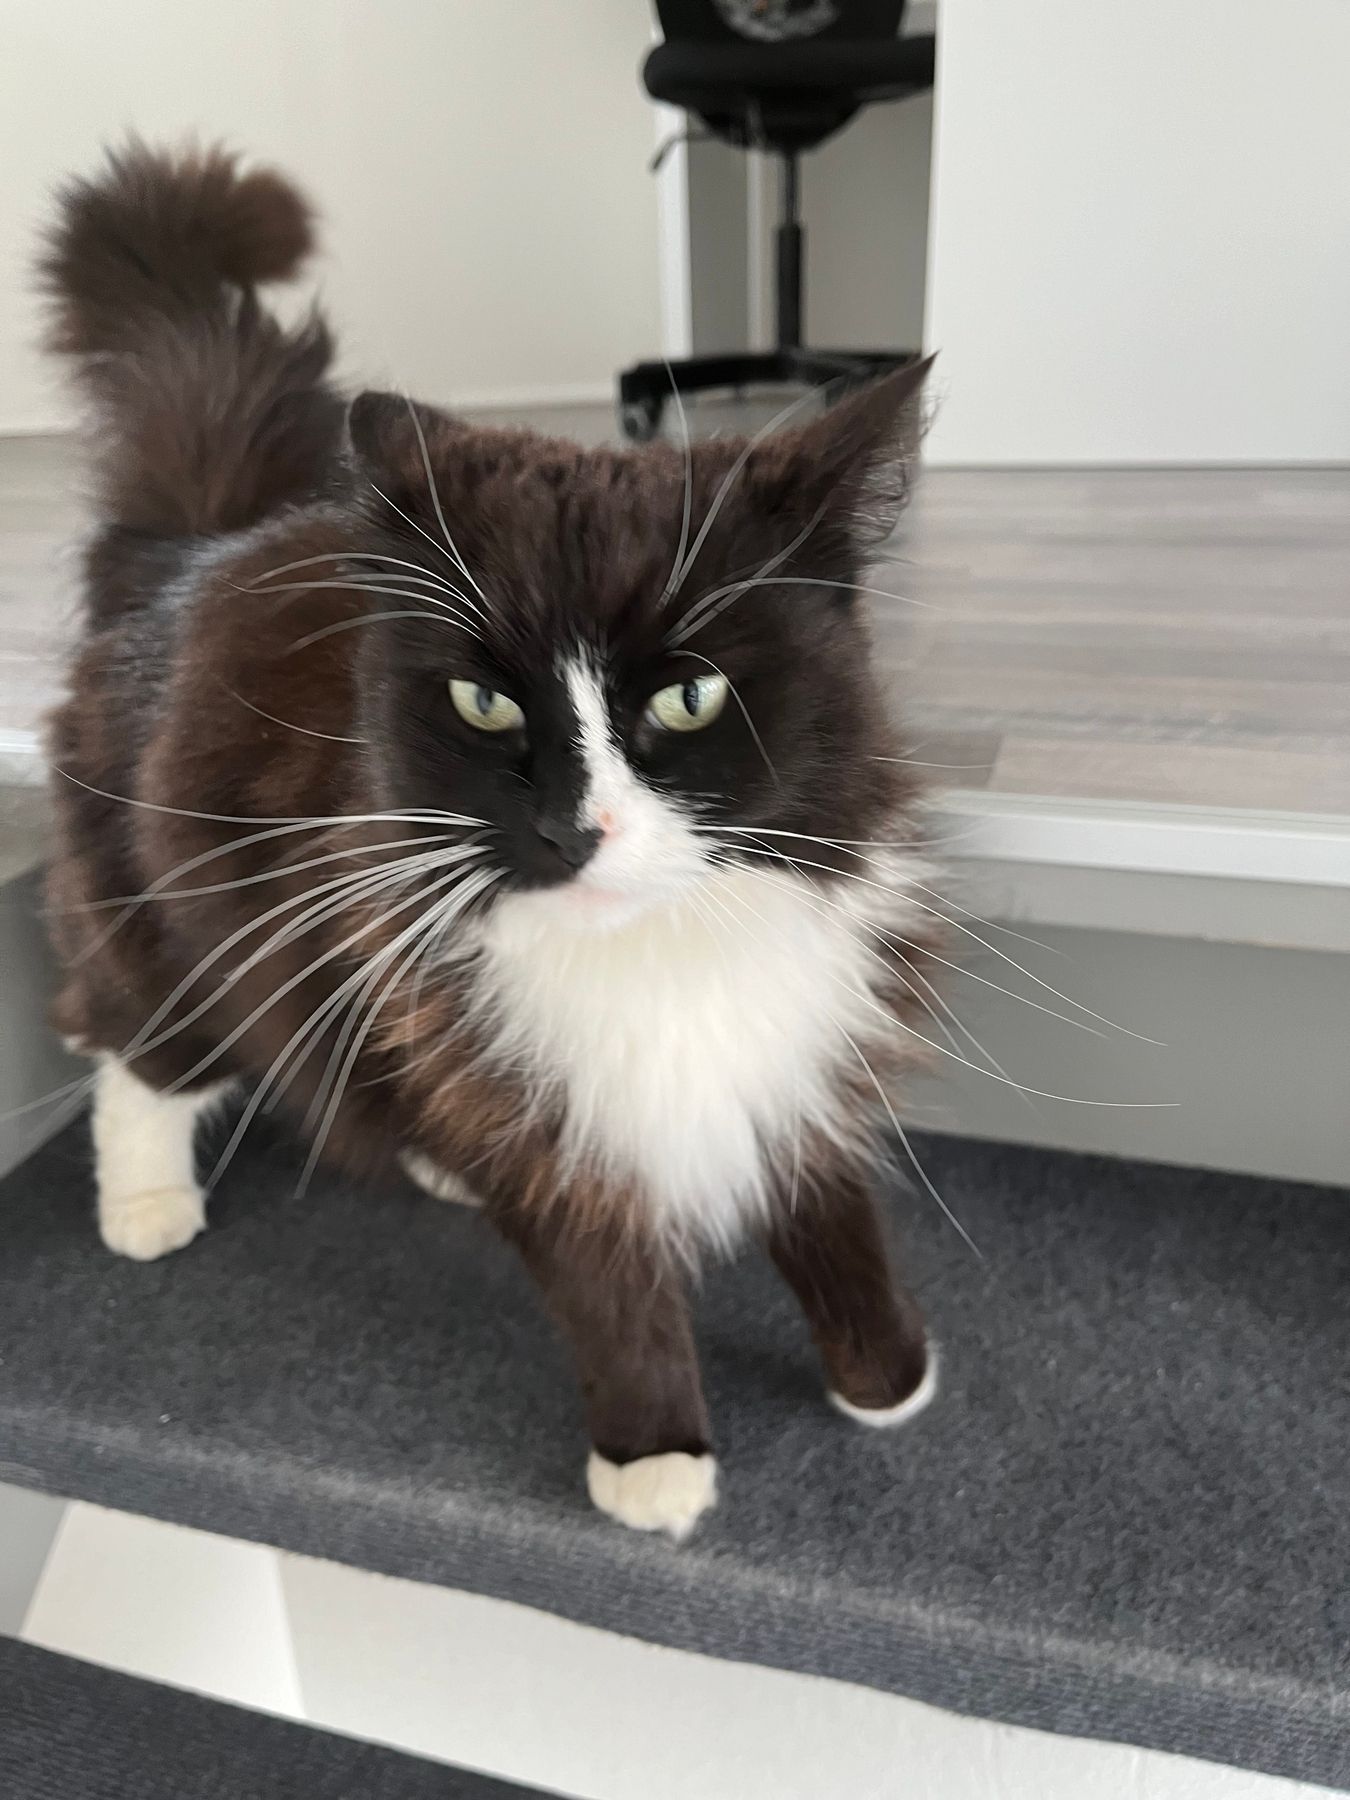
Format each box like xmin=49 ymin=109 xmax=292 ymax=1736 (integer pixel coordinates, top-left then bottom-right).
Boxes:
xmin=441 ymin=381 xmax=617 ymax=414
xmin=0 ymin=417 xmax=75 ymax=438
xmin=0 ymin=730 xmax=46 ymax=785
xmin=943 ymin=793 xmax=1350 ymax=953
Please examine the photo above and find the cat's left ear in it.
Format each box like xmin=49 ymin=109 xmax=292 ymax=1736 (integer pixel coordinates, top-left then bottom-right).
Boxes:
xmin=784 ymin=355 xmax=935 ymax=551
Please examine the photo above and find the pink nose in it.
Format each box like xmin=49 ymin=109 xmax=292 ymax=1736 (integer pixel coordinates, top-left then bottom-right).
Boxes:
xmin=595 ymin=807 xmax=619 ymax=838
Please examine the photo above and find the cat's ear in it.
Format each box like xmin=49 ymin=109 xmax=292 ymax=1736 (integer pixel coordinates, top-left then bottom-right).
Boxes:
xmin=345 ymin=390 xmax=406 ymax=469
xmin=778 ymin=355 xmax=934 ymax=551
xmin=344 ymin=389 xmax=469 ymax=474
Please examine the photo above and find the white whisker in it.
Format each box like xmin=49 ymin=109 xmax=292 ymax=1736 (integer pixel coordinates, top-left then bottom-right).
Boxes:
xmin=88 ymin=833 xmax=457 ymax=911
xmin=228 ymin=575 xmax=478 ymax=634
xmin=706 ymin=873 xmax=982 ymax=1256
xmin=114 ymin=847 xmax=487 ymax=1078
xmin=368 ymin=481 xmax=490 ymax=623
xmin=63 ymin=820 xmax=454 ymax=966
xmin=727 ymin=856 xmax=1008 ymax=1068
xmin=667 ymin=498 xmax=826 ymax=642
xmin=297 ymin=867 xmax=479 ymax=1131
xmin=0 ymin=1072 xmax=97 ymax=1126
xmin=168 ymin=859 xmax=478 ymax=1098
xmin=738 ymin=859 xmax=1038 ymax=1108
xmin=205 ymin=882 xmax=464 ymax=1186
xmin=720 ymin=838 xmax=1173 ymax=1072
xmin=837 ymin=1017 xmax=984 ymax=1260
xmin=285 ymin=608 xmax=462 ymax=652
xmin=723 ymin=839 xmax=1161 ymax=1045
xmin=334 ymin=569 xmax=476 ymax=614
xmin=49 ymin=768 xmax=486 ymax=833
xmin=240 ymin=550 xmax=463 ymax=597
xmin=299 ymin=865 xmax=499 ymax=1180
xmin=222 ymin=686 xmax=366 ymax=745
xmin=658 ymin=362 xmax=694 ymax=607
xmin=670 ymin=572 xmax=934 ymax=645
xmin=695 ymin=824 xmax=926 ymax=851
xmin=667 ymin=384 xmax=829 ymax=599
xmin=61 ymin=815 xmax=482 ymax=970
xmin=212 ymin=862 xmax=494 ymax=1189
xmin=402 ymin=394 xmax=490 ymax=605
xmin=870 ymin=755 xmax=996 ymax=772
xmin=677 ymin=650 xmax=780 ymax=788
xmin=894 ymin=875 xmax=1075 ymax=961
xmin=720 ymin=848 xmax=1103 ymax=1040
xmin=255 ymin=865 xmax=480 ymax=1110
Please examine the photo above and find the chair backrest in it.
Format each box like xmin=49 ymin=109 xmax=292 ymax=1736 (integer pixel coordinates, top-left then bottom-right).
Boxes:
xmin=654 ymin=1 xmax=904 ymax=45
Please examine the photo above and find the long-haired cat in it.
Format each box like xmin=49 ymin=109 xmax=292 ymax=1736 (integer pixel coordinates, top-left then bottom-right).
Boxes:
xmin=41 ymin=142 xmax=942 ymax=1538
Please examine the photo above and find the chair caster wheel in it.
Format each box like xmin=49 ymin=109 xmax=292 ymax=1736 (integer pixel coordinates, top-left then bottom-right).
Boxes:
xmin=619 ymin=396 xmax=664 ymax=442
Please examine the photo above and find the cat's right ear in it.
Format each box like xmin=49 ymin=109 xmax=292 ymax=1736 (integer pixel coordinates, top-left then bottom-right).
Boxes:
xmin=344 ymin=389 xmax=472 ymax=474
xmin=343 ymin=391 xmax=479 ymax=534
xmin=345 ymin=390 xmax=422 ymax=470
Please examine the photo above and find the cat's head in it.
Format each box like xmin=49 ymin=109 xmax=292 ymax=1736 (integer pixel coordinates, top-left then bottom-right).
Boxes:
xmin=342 ymin=364 xmax=929 ymax=930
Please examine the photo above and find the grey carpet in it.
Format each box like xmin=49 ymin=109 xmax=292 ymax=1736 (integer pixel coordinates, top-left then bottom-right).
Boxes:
xmin=0 ymin=1636 xmax=550 ymax=1798
xmin=0 ymin=1119 xmax=1347 ymax=1790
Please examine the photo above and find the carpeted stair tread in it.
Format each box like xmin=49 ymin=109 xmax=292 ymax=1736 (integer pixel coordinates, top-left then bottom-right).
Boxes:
xmin=0 ymin=1634 xmax=551 ymax=1798
xmin=0 ymin=1122 xmax=1346 ymax=1788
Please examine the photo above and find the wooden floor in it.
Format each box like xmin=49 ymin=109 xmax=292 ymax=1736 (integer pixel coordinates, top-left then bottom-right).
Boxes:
xmin=1 ymin=423 xmax=1346 ymax=817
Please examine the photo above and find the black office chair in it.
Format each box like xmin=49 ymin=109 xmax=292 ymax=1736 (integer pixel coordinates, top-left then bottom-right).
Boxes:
xmin=618 ymin=0 xmax=936 ymax=441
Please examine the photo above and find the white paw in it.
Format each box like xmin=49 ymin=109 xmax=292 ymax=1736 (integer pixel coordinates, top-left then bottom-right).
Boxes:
xmin=829 ymin=1346 xmax=938 ymax=1429
xmin=400 ymin=1151 xmax=482 ymax=1207
xmin=587 ymin=1451 xmax=718 ymax=1541
xmin=99 ymin=1186 xmax=206 ymax=1262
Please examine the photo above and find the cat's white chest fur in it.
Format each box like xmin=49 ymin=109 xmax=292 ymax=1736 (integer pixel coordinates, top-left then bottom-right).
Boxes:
xmin=469 ymin=864 xmax=908 ymax=1248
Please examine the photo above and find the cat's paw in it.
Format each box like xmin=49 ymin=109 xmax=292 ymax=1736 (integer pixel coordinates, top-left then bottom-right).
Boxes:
xmin=586 ymin=1450 xmax=718 ymax=1541
xmin=400 ymin=1151 xmax=482 ymax=1207
xmin=829 ymin=1346 xmax=939 ymax=1429
xmin=99 ymin=1186 xmax=206 ymax=1261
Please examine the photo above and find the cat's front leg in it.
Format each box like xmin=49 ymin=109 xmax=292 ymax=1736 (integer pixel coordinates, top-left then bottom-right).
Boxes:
xmin=492 ymin=1200 xmax=716 ymax=1540
xmin=91 ymin=1057 xmax=232 ymax=1261
xmin=767 ymin=1159 xmax=936 ymax=1426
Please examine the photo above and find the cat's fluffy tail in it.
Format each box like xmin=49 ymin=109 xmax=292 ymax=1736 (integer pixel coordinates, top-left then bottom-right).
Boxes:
xmin=39 ymin=139 xmax=343 ymax=540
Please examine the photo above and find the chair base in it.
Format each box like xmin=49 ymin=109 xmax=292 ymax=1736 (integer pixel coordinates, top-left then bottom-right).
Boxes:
xmin=617 ymin=347 xmax=919 ymax=441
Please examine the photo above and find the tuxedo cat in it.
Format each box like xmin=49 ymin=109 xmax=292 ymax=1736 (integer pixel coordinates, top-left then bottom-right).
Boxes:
xmin=42 ymin=143 xmax=940 ymax=1538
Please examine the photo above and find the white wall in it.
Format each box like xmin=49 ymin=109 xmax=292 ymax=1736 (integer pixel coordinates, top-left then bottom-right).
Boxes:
xmin=924 ymin=0 xmax=1350 ymax=464
xmin=739 ymin=53 xmax=934 ymax=355
xmin=0 ymin=0 xmax=663 ymax=431
xmin=798 ymin=91 xmax=933 ymax=353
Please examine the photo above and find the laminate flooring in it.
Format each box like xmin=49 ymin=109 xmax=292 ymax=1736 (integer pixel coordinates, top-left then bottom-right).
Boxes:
xmin=1 ymin=419 xmax=1345 ymax=817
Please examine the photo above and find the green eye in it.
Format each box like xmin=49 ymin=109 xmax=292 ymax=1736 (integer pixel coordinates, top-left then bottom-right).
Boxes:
xmin=448 ymin=679 xmax=524 ymax=733
xmin=647 ymin=673 xmax=728 ymax=734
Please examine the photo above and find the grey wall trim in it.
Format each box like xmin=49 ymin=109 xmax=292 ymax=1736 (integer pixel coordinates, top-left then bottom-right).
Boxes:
xmin=0 ymin=867 xmax=83 ymax=1180
xmin=905 ymin=923 xmax=1350 ymax=1189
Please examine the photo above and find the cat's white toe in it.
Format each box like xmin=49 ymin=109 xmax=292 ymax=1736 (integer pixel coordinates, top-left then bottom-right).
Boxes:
xmin=587 ymin=1450 xmax=718 ymax=1541
xmin=829 ymin=1347 xmax=939 ymax=1429
xmin=99 ymin=1186 xmax=206 ymax=1261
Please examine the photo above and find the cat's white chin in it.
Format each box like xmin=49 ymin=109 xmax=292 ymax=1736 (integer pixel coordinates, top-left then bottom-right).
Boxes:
xmin=516 ymin=874 xmax=696 ymax=936
xmin=561 ymin=882 xmax=658 ymax=931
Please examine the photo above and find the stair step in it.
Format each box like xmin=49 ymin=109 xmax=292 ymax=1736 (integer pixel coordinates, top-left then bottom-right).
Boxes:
xmin=0 ymin=1635 xmax=549 ymax=1798
xmin=0 ymin=1122 xmax=1346 ymax=1790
